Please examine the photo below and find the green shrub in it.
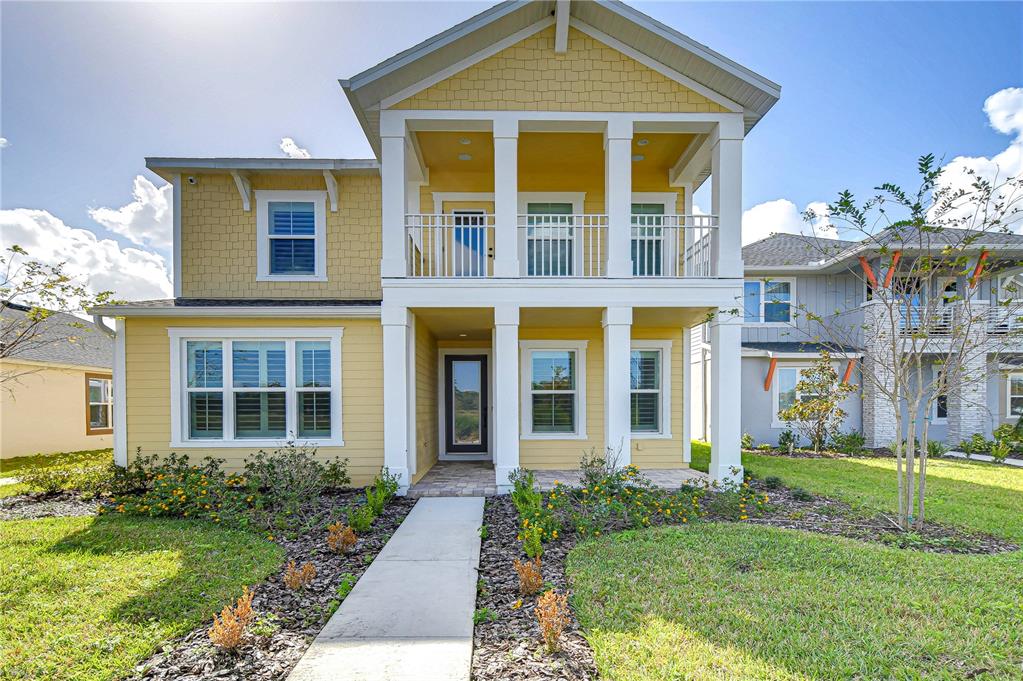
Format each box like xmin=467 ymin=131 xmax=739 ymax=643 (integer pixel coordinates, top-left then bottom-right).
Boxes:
xmin=741 ymin=433 xmax=755 ymax=450
xmin=927 ymin=440 xmax=949 ymax=459
xmin=777 ymin=429 xmax=798 ymax=451
xmin=243 ymin=444 xmax=350 ymax=528
xmin=990 ymin=440 xmax=1011 ymax=462
xmin=790 ymin=487 xmax=814 ymax=502
xmin=346 ymin=504 xmax=375 ymax=533
xmin=959 ymin=433 xmax=995 ymax=456
xmin=509 ymin=469 xmax=542 ymax=515
xmin=520 ymin=525 xmax=544 ymax=559
xmin=365 ymin=468 xmax=400 ymax=515
xmin=830 ymin=431 xmax=866 ymax=455
xmin=993 ymin=423 xmax=1023 ymax=453
xmin=762 ymin=476 xmax=783 ymax=490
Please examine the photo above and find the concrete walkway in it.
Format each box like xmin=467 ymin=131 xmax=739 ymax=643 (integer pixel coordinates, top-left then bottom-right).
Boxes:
xmin=288 ymin=497 xmax=484 ymax=681
xmin=946 ymin=450 xmax=1023 ymax=468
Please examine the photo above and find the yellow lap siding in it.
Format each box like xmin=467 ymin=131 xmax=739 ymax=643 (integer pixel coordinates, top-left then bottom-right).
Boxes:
xmin=124 ymin=316 xmax=384 ymax=486
xmin=413 ymin=322 xmax=439 ymax=483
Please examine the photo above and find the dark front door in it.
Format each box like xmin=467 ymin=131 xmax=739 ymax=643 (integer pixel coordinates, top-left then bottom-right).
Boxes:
xmin=445 ymin=355 xmax=488 ymax=454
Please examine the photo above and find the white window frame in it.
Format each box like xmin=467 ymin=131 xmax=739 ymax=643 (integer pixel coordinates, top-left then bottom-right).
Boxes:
xmin=743 ymin=277 xmax=796 ymax=326
xmin=771 ymin=363 xmax=814 ymax=428
xmin=86 ymin=374 xmax=113 ymax=434
xmin=520 ymin=339 xmax=587 ymax=440
xmin=630 ymin=340 xmax=672 ymax=439
xmin=255 ymin=190 xmax=328 ymax=282
xmin=168 ymin=327 xmax=343 ymax=448
xmin=1009 ymin=372 xmax=1023 ymax=418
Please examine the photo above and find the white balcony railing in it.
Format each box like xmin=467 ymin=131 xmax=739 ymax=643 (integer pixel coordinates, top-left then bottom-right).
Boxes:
xmin=986 ymin=305 xmax=1023 ymax=335
xmin=405 ymin=213 xmax=495 ymax=277
xmin=403 ymin=213 xmax=718 ymax=279
xmin=517 ymin=214 xmax=608 ymax=277
xmin=896 ymin=303 xmax=1023 ymax=336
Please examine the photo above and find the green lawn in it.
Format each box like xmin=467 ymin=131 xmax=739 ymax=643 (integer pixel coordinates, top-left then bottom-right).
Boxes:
xmin=690 ymin=442 xmax=1023 ymax=542
xmin=0 ymin=514 xmax=282 ymax=681
xmin=565 ymin=444 xmax=1023 ymax=679
xmin=569 ymin=524 xmax=1023 ymax=681
xmin=0 ymin=449 xmax=113 ymax=499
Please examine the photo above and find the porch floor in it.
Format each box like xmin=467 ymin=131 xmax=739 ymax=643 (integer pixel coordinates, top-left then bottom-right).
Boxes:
xmin=408 ymin=461 xmax=711 ymax=497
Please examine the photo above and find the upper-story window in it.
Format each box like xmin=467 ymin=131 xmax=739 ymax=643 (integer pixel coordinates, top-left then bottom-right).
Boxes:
xmin=744 ymin=278 xmax=793 ymax=323
xmin=255 ymin=191 xmax=327 ymax=282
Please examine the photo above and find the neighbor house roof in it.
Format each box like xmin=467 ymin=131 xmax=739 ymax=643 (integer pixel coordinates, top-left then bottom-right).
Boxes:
xmin=1 ymin=303 xmax=113 ymax=370
xmin=341 ymin=0 xmax=781 ymax=156
xmin=743 ymin=228 xmax=1023 ymax=274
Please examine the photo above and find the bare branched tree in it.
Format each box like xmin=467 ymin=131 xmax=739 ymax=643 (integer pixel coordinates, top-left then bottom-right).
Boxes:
xmin=760 ymin=155 xmax=1022 ymax=530
xmin=0 ymin=245 xmax=116 ymax=384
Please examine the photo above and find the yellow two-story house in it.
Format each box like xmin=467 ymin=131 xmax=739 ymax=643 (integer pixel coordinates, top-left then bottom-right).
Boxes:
xmin=94 ymin=0 xmax=780 ymax=493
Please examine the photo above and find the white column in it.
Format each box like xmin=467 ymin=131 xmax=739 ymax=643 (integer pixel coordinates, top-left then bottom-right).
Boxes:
xmin=380 ymin=114 xmax=407 ymax=278
xmin=382 ymin=304 xmax=411 ymax=493
xmin=605 ymin=118 xmax=633 ymax=278
xmin=113 ymin=317 xmax=127 ymax=467
xmin=493 ymin=304 xmax=520 ymax=491
xmin=681 ymin=325 xmax=692 ymax=464
xmin=603 ymin=306 xmax=633 ymax=465
xmin=709 ymin=308 xmax=742 ymax=483
xmin=493 ymin=119 xmax=520 ymax=277
xmin=711 ymin=125 xmax=743 ymax=279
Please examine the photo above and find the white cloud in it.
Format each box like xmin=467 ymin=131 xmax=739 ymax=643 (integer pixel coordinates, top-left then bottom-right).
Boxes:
xmin=88 ymin=175 xmax=172 ymax=250
xmin=0 ymin=208 xmax=172 ymax=302
xmin=741 ymin=198 xmax=836 ymax=245
xmin=280 ymin=137 xmax=312 ymax=159
xmin=0 ymin=137 xmax=8 ymax=149
xmin=929 ymin=87 xmax=1022 ymax=233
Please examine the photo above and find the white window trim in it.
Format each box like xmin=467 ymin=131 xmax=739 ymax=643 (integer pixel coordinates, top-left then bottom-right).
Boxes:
xmin=168 ymin=327 xmax=344 ymax=448
xmin=519 ymin=339 xmax=588 ymax=440
xmin=431 ymin=192 xmax=494 ymax=214
xmin=743 ymin=277 xmax=796 ymax=327
xmin=255 ymin=190 xmax=328 ymax=282
xmin=1008 ymin=372 xmax=1023 ymax=418
xmin=931 ymin=367 xmax=948 ymax=424
xmin=771 ymin=363 xmax=814 ymax=428
xmin=630 ymin=340 xmax=672 ymax=439
xmin=630 ymin=192 xmax=679 ymax=214
xmin=516 ymin=192 xmax=585 ymax=215
xmin=87 ymin=375 xmax=113 ymax=432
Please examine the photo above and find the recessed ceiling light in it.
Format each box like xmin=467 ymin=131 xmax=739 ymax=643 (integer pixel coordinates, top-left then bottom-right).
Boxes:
xmin=459 ymin=137 xmax=471 ymax=145
xmin=636 ymin=138 xmax=649 ymax=146
xmin=632 ymin=154 xmax=645 ymax=162
xmin=458 ymin=153 xmax=472 ymax=161
xmin=458 ymin=333 xmax=468 ymax=337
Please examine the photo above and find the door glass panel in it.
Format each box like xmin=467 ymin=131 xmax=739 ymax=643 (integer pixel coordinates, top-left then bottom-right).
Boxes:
xmin=451 ymin=360 xmax=482 ymax=445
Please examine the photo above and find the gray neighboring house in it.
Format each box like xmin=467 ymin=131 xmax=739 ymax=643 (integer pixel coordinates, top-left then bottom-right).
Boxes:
xmin=691 ymin=231 xmax=1023 ymax=448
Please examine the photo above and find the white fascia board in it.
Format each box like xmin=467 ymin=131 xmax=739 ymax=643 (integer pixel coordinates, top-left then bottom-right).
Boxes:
xmin=741 ymin=349 xmax=862 ymax=360
xmin=89 ymin=305 xmax=381 ymax=318
xmin=382 ymin=277 xmax=742 ymax=309
xmin=1 ymin=357 xmax=113 ymax=373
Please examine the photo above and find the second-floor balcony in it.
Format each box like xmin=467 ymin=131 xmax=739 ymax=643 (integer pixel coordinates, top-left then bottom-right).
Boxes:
xmin=895 ymin=303 xmax=1023 ymax=337
xmin=405 ymin=213 xmax=717 ymax=279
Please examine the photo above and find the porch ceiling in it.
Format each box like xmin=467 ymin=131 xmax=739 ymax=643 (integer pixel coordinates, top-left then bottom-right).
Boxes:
xmin=413 ymin=307 xmax=494 ymax=340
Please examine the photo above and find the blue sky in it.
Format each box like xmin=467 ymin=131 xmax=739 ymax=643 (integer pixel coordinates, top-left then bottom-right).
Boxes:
xmin=1 ymin=1 xmax=1020 ymax=299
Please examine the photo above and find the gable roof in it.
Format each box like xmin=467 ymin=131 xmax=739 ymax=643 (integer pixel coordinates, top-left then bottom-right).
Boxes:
xmin=1 ymin=304 xmax=113 ymax=369
xmin=341 ymin=0 xmax=781 ymax=156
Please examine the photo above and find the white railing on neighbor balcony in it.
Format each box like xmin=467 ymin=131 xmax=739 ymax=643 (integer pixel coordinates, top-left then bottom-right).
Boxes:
xmin=632 ymin=214 xmax=718 ymax=278
xmin=405 ymin=213 xmax=495 ymax=277
xmin=518 ymin=214 xmax=608 ymax=277
xmin=986 ymin=305 xmax=1023 ymax=335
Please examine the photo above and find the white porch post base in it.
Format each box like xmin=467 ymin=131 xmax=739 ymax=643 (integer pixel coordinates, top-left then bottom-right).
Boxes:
xmin=603 ymin=306 xmax=633 ymax=465
xmin=493 ymin=305 xmax=520 ymax=492
xmin=382 ymin=305 xmax=411 ymax=494
xmin=710 ymin=308 xmax=742 ymax=484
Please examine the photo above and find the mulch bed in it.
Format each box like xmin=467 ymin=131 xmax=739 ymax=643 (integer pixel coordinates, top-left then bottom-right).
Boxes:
xmin=131 ymin=491 xmax=416 ymax=681
xmin=0 ymin=492 xmax=98 ymax=520
xmin=743 ymin=447 xmax=894 ymax=459
xmin=473 ymin=496 xmax=597 ymax=681
xmin=741 ymin=480 xmax=1018 ymax=555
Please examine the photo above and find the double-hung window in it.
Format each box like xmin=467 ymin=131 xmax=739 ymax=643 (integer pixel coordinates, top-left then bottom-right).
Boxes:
xmin=85 ymin=374 xmax=113 ymax=435
xmin=744 ymin=279 xmax=793 ymax=323
xmin=630 ymin=341 xmax=671 ymax=435
xmin=171 ymin=328 xmax=343 ymax=447
xmin=525 ymin=202 xmax=574 ymax=277
xmin=774 ymin=366 xmax=818 ymax=426
xmin=256 ymin=191 xmax=327 ymax=281
xmin=1010 ymin=373 xmax=1023 ymax=417
xmin=932 ymin=368 xmax=948 ymax=423
xmin=521 ymin=341 xmax=586 ymax=438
